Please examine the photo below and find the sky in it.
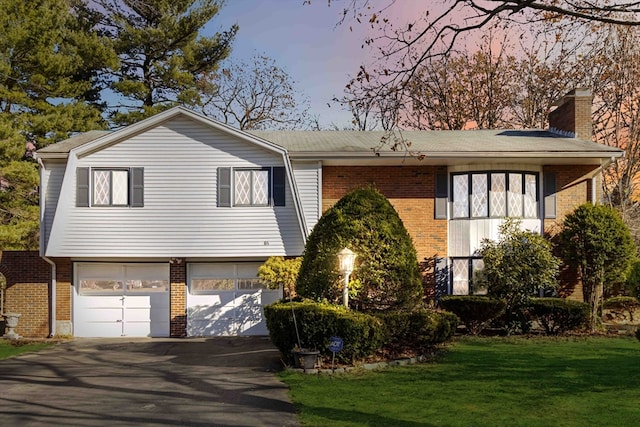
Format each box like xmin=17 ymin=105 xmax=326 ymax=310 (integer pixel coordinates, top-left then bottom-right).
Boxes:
xmin=206 ymin=0 xmax=427 ymax=129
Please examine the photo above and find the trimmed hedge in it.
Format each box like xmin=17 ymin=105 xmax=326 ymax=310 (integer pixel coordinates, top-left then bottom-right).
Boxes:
xmin=438 ymin=296 xmax=506 ymax=335
xmin=529 ymin=297 xmax=590 ymax=335
xmin=264 ymin=300 xmax=385 ymax=364
xmin=264 ymin=301 xmax=459 ymax=365
xmin=376 ymin=309 xmax=459 ymax=354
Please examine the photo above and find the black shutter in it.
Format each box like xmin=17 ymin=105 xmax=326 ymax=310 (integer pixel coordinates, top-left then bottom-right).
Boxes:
xmin=130 ymin=168 xmax=144 ymax=207
xmin=217 ymin=167 xmax=231 ymax=207
xmin=544 ymin=172 xmax=557 ymax=219
xmin=435 ymin=169 xmax=448 ymax=219
xmin=76 ymin=167 xmax=89 ymax=207
xmin=273 ymin=167 xmax=286 ymax=206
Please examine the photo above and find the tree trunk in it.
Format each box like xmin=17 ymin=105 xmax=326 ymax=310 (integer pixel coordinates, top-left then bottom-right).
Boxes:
xmin=587 ymin=281 xmax=604 ymax=332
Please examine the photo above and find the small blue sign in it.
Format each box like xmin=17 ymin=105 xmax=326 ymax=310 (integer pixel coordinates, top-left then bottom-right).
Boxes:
xmin=329 ymin=336 xmax=344 ymax=353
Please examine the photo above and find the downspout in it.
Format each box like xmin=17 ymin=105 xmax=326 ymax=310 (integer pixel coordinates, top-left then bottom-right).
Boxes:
xmin=42 ymin=256 xmax=56 ymax=338
xmin=37 ymin=156 xmax=56 ymax=337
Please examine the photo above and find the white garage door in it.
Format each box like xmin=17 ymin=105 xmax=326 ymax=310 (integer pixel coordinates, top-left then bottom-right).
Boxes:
xmin=74 ymin=263 xmax=170 ymax=337
xmin=187 ymin=263 xmax=282 ymax=336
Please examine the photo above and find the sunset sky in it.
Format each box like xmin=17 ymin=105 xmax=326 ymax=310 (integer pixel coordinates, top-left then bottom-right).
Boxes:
xmin=208 ymin=0 xmax=429 ymax=129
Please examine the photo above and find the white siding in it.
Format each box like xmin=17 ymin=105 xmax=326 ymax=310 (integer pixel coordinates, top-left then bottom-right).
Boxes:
xmin=449 ymin=218 xmax=542 ymax=257
xmin=46 ymin=117 xmax=305 ymax=257
xmin=291 ymin=161 xmax=321 ymax=234
xmin=41 ymin=161 xmax=66 ymax=250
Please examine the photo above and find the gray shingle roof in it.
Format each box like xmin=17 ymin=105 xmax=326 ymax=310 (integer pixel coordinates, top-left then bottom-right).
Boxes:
xmin=37 ymin=130 xmax=111 ymax=154
xmin=249 ymin=129 xmax=622 ymax=156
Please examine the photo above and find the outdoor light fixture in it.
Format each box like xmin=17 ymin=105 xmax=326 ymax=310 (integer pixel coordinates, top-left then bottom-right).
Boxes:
xmin=338 ymin=247 xmax=357 ymax=308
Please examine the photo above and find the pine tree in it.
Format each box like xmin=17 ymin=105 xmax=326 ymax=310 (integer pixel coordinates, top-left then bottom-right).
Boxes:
xmin=0 ymin=0 xmax=116 ymax=249
xmin=84 ymin=0 xmax=238 ymax=126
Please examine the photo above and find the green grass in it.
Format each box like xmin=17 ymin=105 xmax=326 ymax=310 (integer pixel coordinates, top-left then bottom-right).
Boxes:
xmin=280 ymin=336 xmax=640 ymax=426
xmin=0 ymin=340 xmax=52 ymax=360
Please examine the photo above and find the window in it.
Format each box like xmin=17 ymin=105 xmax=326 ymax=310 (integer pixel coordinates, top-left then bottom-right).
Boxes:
xmin=452 ymin=172 xmax=538 ymax=219
xmin=77 ymin=263 xmax=168 ymax=295
xmin=235 ymin=169 xmax=269 ymax=206
xmin=93 ymin=169 xmax=129 ymax=206
xmin=450 ymin=258 xmax=485 ymax=295
xmin=189 ymin=263 xmax=267 ymax=294
xmin=76 ymin=167 xmax=144 ymax=207
xmin=217 ymin=167 xmax=285 ymax=207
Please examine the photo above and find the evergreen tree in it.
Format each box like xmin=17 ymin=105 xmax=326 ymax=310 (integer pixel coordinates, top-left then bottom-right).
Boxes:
xmin=559 ymin=204 xmax=636 ymax=331
xmin=83 ymin=0 xmax=237 ymax=126
xmin=0 ymin=0 xmax=116 ymax=249
xmin=296 ymin=187 xmax=423 ymax=312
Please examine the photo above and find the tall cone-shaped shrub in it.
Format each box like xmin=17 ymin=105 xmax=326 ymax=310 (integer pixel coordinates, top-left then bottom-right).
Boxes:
xmin=296 ymin=187 xmax=422 ymax=311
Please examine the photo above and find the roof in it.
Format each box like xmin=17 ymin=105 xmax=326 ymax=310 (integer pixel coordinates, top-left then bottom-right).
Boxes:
xmin=35 ymin=108 xmax=624 ymax=166
xmin=37 ymin=130 xmax=112 ymax=157
xmin=249 ymin=129 xmax=623 ymax=166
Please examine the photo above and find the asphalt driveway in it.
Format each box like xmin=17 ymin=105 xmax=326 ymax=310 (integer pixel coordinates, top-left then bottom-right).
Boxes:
xmin=0 ymin=337 xmax=298 ymax=426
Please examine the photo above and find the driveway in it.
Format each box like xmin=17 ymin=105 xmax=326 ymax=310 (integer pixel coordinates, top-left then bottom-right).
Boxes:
xmin=0 ymin=337 xmax=298 ymax=426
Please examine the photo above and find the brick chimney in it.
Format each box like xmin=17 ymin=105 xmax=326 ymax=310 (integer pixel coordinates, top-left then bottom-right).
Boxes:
xmin=548 ymin=88 xmax=593 ymax=141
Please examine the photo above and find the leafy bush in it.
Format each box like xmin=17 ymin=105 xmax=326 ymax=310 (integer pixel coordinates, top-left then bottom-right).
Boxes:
xmin=625 ymin=261 xmax=640 ymax=299
xmin=439 ymin=296 xmax=506 ymax=335
xmin=376 ymin=309 xmax=459 ymax=354
xmin=603 ymin=296 xmax=640 ymax=323
xmin=529 ymin=297 xmax=590 ymax=335
xmin=258 ymin=256 xmax=301 ymax=299
xmin=264 ymin=300 xmax=385 ymax=364
xmin=559 ymin=203 xmax=636 ymax=331
xmin=296 ymin=187 xmax=422 ymax=312
xmin=603 ymin=296 xmax=640 ymax=310
xmin=477 ymin=218 xmax=560 ymax=334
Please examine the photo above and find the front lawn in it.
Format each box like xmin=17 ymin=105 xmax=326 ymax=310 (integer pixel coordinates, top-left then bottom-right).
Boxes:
xmin=0 ymin=340 xmax=52 ymax=360
xmin=280 ymin=336 xmax=640 ymax=426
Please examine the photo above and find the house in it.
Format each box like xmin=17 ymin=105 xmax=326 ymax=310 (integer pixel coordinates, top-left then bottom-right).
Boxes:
xmin=8 ymin=88 xmax=621 ymax=338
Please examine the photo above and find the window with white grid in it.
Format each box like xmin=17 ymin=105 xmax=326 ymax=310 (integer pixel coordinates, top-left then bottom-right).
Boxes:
xmin=452 ymin=171 xmax=538 ymax=219
xmin=453 ymin=174 xmax=469 ymax=218
xmin=235 ymin=169 xmax=269 ymax=206
xmin=92 ymin=169 xmax=129 ymax=206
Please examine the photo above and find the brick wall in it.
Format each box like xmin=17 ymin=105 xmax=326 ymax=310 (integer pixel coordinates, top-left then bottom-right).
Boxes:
xmin=322 ymin=165 xmax=448 ymax=262
xmin=548 ymin=88 xmax=593 ymax=141
xmin=543 ymin=164 xmax=597 ymax=232
xmin=170 ymin=261 xmax=187 ymax=337
xmin=0 ymin=251 xmax=51 ymax=338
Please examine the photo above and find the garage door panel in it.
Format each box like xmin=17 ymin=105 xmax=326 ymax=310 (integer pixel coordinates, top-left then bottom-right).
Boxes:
xmin=74 ymin=296 xmax=123 ymax=310
xmin=74 ymin=320 xmax=123 ymax=338
xmin=188 ymin=318 xmax=236 ymax=336
xmin=74 ymin=263 xmax=169 ymax=338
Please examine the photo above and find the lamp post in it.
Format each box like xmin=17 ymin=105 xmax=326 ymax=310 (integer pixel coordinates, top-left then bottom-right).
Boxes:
xmin=338 ymin=247 xmax=357 ymax=308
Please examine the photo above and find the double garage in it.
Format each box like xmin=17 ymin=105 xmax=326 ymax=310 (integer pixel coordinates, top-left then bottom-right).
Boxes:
xmin=73 ymin=262 xmax=281 ymax=338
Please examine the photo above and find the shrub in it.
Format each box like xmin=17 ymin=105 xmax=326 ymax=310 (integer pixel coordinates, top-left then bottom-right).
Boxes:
xmin=625 ymin=261 xmax=640 ymax=299
xmin=477 ymin=219 xmax=561 ymax=334
xmin=296 ymin=187 xmax=422 ymax=312
xmin=376 ymin=309 xmax=459 ymax=355
xmin=529 ymin=297 xmax=590 ymax=335
xmin=439 ymin=296 xmax=506 ymax=335
xmin=559 ymin=204 xmax=636 ymax=331
xmin=603 ymin=296 xmax=640 ymax=323
xmin=264 ymin=300 xmax=385 ymax=364
xmin=258 ymin=256 xmax=301 ymax=299
xmin=636 ymin=328 xmax=640 ymax=342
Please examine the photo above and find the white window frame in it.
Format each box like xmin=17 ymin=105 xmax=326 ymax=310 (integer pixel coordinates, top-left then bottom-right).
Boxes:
xmin=92 ymin=168 xmax=129 ymax=207
xmin=234 ymin=168 xmax=270 ymax=207
xmin=452 ymin=171 xmax=539 ymax=219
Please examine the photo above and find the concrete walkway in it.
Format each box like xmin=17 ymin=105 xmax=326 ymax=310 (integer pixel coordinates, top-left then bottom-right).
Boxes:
xmin=0 ymin=337 xmax=298 ymax=426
